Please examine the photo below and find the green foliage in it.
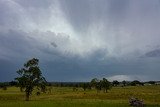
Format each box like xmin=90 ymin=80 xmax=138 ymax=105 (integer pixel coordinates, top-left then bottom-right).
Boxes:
xmin=101 ymin=78 xmax=111 ymax=93
xmin=15 ymin=58 xmax=47 ymax=101
xmin=81 ymin=83 xmax=88 ymax=91
xmin=0 ymin=82 xmax=8 ymax=91
xmin=148 ymin=81 xmax=156 ymax=85
xmin=90 ymin=78 xmax=111 ymax=93
xmin=90 ymin=78 xmax=99 ymax=88
xmin=112 ymin=80 xmax=119 ymax=86
xmin=130 ymin=80 xmax=143 ymax=86
xmin=122 ymin=80 xmax=127 ymax=86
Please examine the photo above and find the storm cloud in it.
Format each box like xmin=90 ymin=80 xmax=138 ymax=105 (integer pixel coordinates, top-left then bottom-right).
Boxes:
xmin=0 ymin=0 xmax=160 ymax=82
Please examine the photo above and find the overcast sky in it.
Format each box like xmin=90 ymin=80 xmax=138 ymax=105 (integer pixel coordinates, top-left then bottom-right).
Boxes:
xmin=0 ymin=0 xmax=160 ymax=82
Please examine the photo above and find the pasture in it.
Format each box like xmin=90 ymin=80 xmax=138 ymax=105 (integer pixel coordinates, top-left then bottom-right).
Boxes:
xmin=0 ymin=85 xmax=160 ymax=107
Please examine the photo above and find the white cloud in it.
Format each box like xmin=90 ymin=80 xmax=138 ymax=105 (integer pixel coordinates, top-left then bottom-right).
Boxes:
xmin=1 ymin=0 xmax=160 ymax=60
xmin=108 ymin=75 xmax=147 ymax=82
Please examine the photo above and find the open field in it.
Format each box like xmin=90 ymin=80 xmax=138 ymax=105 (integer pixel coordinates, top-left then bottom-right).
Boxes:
xmin=0 ymin=85 xmax=160 ymax=107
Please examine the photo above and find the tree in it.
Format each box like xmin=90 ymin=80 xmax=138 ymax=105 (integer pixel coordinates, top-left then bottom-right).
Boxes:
xmin=90 ymin=78 xmax=99 ymax=88
xmin=90 ymin=78 xmax=111 ymax=93
xmin=81 ymin=83 xmax=86 ymax=91
xmin=148 ymin=81 xmax=155 ymax=85
xmin=96 ymin=80 xmax=103 ymax=92
xmin=112 ymin=80 xmax=119 ymax=86
xmin=90 ymin=78 xmax=101 ymax=93
xmin=15 ymin=58 xmax=47 ymax=101
xmin=130 ymin=80 xmax=142 ymax=86
xmin=101 ymin=78 xmax=111 ymax=93
xmin=122 ymin=80 xmax=127 ymax=86
xmin=9 ymin=81 xmax=17 ymax=86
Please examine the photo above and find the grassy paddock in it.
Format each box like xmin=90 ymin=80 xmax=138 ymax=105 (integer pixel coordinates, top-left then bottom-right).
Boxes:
xmin=0 ymin=85 xmax=160 ymax=107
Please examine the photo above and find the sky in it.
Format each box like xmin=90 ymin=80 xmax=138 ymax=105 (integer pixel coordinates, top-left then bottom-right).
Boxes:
xmin=0 ymin=0 xmax=160 ymax=82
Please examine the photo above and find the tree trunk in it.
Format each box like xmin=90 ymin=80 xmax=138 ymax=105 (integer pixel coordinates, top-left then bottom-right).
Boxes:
xmin=25 ymin=92 xmax=30 ymax=101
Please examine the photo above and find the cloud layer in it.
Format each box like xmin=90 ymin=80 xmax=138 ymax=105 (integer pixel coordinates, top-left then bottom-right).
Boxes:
xmin=0 ymin=0 xmax=160 ymax=81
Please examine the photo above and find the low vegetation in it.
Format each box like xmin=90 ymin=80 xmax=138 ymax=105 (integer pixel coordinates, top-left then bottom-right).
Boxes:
xmin=0 ymin=85 xmax=160 ymax=107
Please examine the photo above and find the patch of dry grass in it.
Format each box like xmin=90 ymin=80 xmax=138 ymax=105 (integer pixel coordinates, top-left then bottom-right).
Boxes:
xmin=0 ymin=85 xmax=160 ymax=107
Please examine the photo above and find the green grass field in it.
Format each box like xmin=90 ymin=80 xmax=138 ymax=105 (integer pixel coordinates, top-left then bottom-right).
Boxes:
xmin=0 ymin=85 xmax=160 ymax=107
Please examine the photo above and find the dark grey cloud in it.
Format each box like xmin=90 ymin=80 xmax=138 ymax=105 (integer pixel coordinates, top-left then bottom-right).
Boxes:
xmin=0 ymin=59 xmax=17 ymax=82
xmin=145 ymin=49 xmax=160 ymax=57
xmin=0 ymin=0 xmax=160 ymax=81
xmin=51 ymin=42 xmax=58 ymax=48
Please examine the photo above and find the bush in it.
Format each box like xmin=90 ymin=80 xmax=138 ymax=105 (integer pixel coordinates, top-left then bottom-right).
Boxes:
xmin=129 ymin=97 xmax=145 ymax=107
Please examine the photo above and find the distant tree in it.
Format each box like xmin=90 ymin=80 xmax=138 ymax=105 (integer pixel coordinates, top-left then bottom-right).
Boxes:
xmin=9 ymin=81 xmax=17 ymax=86
xmin=101 ymin=78 xmax=111 ymax=93
xmin=90 ymin=78 xmax=99 ymax=88
xmin=15 ymin=58 xmax=47 ymax=101
xmin=0 ymin=82 xmax=8 ymax=90
xmin=81 ymin=83 xmax=89 ymax=91
xmin=90 ymin=78 xmax=101 ymax=93
xmin=90 ymin=78 xmax=111 ymax=93
xmin=112 ymin=80 xmax=119 ymax=86
xmin=87 ymin=83 xmax=92 ymax=90
xmin=96 ymin=80 xmax=103 ymax=92
xmin=148 ymin=81 xmax=155 ymax=85
xmin=130 ymin=80 xmax=142 ymax=86
xmin=122 ymin=80 xmax=127 ymax=86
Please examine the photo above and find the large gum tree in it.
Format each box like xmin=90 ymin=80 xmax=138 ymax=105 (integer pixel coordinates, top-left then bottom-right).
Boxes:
xmin=15 ymin=58 xmax=47 ymax=101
